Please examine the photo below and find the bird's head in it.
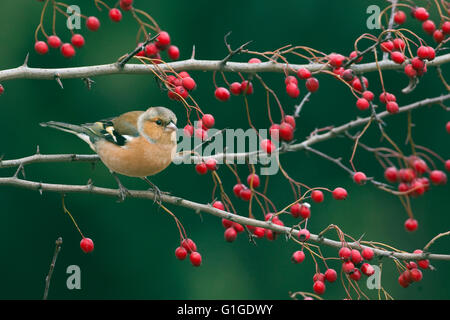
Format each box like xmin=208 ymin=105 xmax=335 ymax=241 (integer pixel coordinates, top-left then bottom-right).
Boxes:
xmin=137 ymin=107 xmax=178 ymax=144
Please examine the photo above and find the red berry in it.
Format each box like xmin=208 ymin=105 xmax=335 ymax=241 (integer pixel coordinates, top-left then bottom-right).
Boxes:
xmin=215 ymin=87 xmax=230 ymax=101
xmin=189 ymin=252 xmax=202 ymax=267
xmin=393 ymin=38 xmax=405 ymax=51
xmin=394 ymin=10 xmax=406 ymax=24
xmin=247 ymin=173 xmax=260 ymax=188
xmin=313 ymin=281 xmax=326 ymax=295
xmin=168 ymin=45 xmax=180 ymax=60
xmin=182 ymin=77 xmax=196 ymax=91
xmin=445 ymin=160 xmax=450 ymax=172
xmin=230 ymin=82 xmax=242 ymax=95
xmin=353 ymin=172 xmax=367 ymax=184
xmin=342 ymin=261 xmax=355 ymax=274
xmin=297 ymin=68 xmax=311 ymax=79
xmin=175 ymin=246 xmax=187 ymax=260
xmin=182 ymin=238 xmax=197 ymax=253
xmin=362 ymin=90 xmax=374 ymax=101
xmin=47 ymin=35 xmax=62 ymax=48
xmin=195 ymin=163 xmax=208 ymax=175
xmin=248 ymin=57 xmax=261 ymax=63
xmin=222 ymin=219 xmax=233 ymax=229
xmin=356 ymin=98 xmax=370 ymax=111
xmin=433 ymin=30 xmax=444 ymax=43
xmin=351 ymin=77 xmax=369 ymax=91
xmin=413 ymin=159 xmax=428 ymax=174
xmin=332 ymin=187 xmax=347 ymax=200
xmin=342 ymin=69 xmax=355 ymax=81
xmin=241 ymin=80 xmax=253 ymax=95
xmin=232 ymin=222 xmax=244 ymax=233
xmin=417 ymin=46 xmax=430 ymax=60
xmin=202 ymin=114 xmax=215 ymax=128
xmin=328 ymin=53 xmax=346 ymax=68
xmin=429 ymin=170 xmax=447 ymax=185
xmin=178 ymin=71 xmax=190 ymax=78
xmin=71 ymin=34 xmax=85 ymax=48
xmin=61 ymin=43 xmax=76 ymax=58
xmin=380 ymin=41 xmax=394 ymax=52
xmin=212 ymin=201 xmax=225 ymax=210
xmin=350 ymin=269 xmax=362 ymax=281
xmin=34 ymin=41 xmax=49 ymax=55
xmin=324 ymin=268 xmax=337 ymax=282
xmin=80 ymin=237 xmax=94 ymax=253
xmin=349 ymin=51 xmax=362 ymax=63
xmin=194 ymin=128 xmax=207 ymax=140
xmin=361 ymin=263 xmax=375 ymax=276
xmin=351 ymin=249 xmax=363 ymax=265
xmin=279 ymin=122 xmax=294 ymax=141
xmin=284 ymin=115 xmax=296 ymax=129
xmin=447 ymin=121 xmax=450 ymax=133
xmin=285 ymin=76 xmax=298 ymax=85
xmin=145 ymin=43 xmax=159 ymax=57
xmin=291 ymin=250 xmax=305 ymax=263
xmin=305 ymin=77 xmax=319 ymax=92
xmin=422 ymin=20 xmax=436 ymax=34
xmin=399 ymin=168 xmax=416 ymax=182
xmin=398 ymin=273 xmax=410 ymax=288
xmin=156 ymin=31 xmax=171 ymax=49
xmin=298 ymin=229 xmax=310 ymax=242
xmin=260 ymin=139 xmax=275 ymax=154
xmin=0 ymin=84 xmax=4 ymax=96
xmin=239 ymin=188 xmax=252 ymax=201
xmin=386 ymin=101 xmax=399 ymax=114
xmin=109 ymin=8 xmax=122 ymax=22
xmin=404 ymin=64 xmax=417 ymax=78
xmin=224 ymin=227 xmax=237 ymax=242
xmin=253 ymin=227 xmax=265 ymax=238
xmin=413 ymin=249 xmax=430 ymax=269
xmin=410 ymin=268 xmax=423 ymax=282
xmin=414 ymin=7 xmax=429 ymax=21
xmin=205 ymin=158 xmax=217 ymax=171
xmin=391 ymin=51 xmax=405 ymax=64
xmin=385 ymin=167 xmax=398 ymax=182
xmin=311 ymin=190 xmax=324 ymax=203
xmin=269 ymin=124 xmax=281 ymax=140
xmin=443 ymin=21 xmax=450 ymax=34
xmin=411 ymin=57 xmax=425 ymax=70
xmin=120 ymin=0 xmax=133 ymax=10
xmin=233 ymin=184 xmax=245 ymax=197
xmin=86 ymin=16 xmax=100 ymax=31
xmin=290 ymin=203 xmax=302 ymax=218
xmin=313 ymin=273 xmax=325 ymax=282
xmin=286 ymin=83 xmax=300 ymax=98
xmin=339 ymin=247 xmax=352 ymax=260
xmin=405 ymin=218 xmax=418 ymax=232
xmin=362 ymin=248 xmax=375 ymax=260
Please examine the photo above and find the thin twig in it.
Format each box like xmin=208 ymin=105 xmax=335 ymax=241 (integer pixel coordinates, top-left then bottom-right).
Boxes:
xmin=43 ymin=237 xmax=62 ymax=300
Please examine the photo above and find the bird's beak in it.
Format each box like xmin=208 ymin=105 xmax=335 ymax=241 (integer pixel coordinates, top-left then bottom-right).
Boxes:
xmin=166 ymin=122 xmax=177 ymax=131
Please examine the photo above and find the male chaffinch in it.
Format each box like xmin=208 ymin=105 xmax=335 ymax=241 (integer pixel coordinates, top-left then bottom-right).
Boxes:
xmin=41 ymin=106 xmax=178 ymax=201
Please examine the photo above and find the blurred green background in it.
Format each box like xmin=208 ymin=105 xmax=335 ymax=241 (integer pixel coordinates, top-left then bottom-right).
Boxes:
xmin=0 ymin=0 xmax=449 ymax=300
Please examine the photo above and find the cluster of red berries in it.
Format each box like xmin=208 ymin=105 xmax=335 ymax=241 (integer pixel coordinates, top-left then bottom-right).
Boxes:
xmin=398 ymin=249 xmax=429 ymax=288
xmin=231 ymin=173 xmax=261 ymax=202
xmin=166 ymin=71 xmax=196 ymax=101
xmin=80 ymin=237 xmax=94 ymax=253
xmin=175 ymin=238 xmax=202 ymax=267
xmin=185 ymin=113 xmax=215 ymax=143
xmin=383 ymin=156 xmax=448 ymax=231
xmin=212 ymin=201 xmax=247 ymax=242
xmin=284 ymin=67 xmax=319 ymax=99
xmin=136 ymin=31 xmax=180 ymax=61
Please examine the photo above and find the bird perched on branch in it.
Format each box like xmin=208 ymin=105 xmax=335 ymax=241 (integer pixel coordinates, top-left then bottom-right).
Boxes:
xmin=40 ymin=107 xmax=178 ymax=201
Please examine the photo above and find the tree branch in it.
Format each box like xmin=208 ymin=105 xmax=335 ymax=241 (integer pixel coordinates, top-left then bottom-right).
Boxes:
xmin=0 ymin=176 xmax=448 ymax=262
xmin=1 ymin=53 xmax=450 ymax=81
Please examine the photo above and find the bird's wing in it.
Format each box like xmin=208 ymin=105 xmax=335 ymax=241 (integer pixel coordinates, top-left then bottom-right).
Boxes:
xmin=84 ymin=111 xmax=144 ymax=147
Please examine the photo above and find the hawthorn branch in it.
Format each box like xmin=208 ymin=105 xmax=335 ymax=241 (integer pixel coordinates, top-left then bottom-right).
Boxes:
xmin=0 ymin=176 xmax=449 ymax=262
xmin=1 ymin=53 xmax=450 ymax=81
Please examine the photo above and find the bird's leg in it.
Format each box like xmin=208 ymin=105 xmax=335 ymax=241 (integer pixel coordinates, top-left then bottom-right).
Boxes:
xmin=110 ymin=171 xmax=130 ymax=202
xmin=141 ymin=177 xmax=167 ymax=205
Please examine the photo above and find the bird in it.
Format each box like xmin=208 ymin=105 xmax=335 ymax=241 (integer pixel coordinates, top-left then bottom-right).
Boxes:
xmin=40 ymin=106 xmax=178 ymax=201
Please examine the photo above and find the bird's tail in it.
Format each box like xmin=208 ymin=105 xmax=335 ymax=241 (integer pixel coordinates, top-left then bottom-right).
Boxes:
xmin=40 ymin=121 xmax=87 ymax=135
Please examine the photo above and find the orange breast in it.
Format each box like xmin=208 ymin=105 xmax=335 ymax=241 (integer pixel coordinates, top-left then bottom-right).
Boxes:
xmin=95 ymin=137 xmax=176 ymax=177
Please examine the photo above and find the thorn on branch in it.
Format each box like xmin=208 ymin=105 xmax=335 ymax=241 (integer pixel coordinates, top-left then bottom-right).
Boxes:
xmin=54 ymin=74 xmax=64 ymax=89
xmin=117 ymin=33 xmax=159 ymax=68
xmin=220 ymin=32 xmax=253 ymax=68
xmin=23 ymin=53 xmax=29 ymax=67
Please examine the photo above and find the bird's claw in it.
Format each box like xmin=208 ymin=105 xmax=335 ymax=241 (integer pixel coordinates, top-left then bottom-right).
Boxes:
xmin=117 ymin=183 xmax=131 ymax=202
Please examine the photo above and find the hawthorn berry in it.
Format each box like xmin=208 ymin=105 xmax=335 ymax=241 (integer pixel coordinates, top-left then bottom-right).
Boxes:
xmin=34 ymin=41 xmax=49 ymax=55
xmin=194 ymin=128 xmax=207 ymax=140
xmin=189 ymin=252 xmax=202 ymax=267
xmin=47 ymin=35 xmax=62 ymax=48
xmin=175 ymin=246 xmax=187 ymax=260
xmin=413 ymin=249 xmax=430 ymax=269
xmin=212 ymin=201 xmax=225 ymax=210
xmin=285 ymin=76 xmax=298 ymax=85
xmin=0 ymin=84 xmax=4 ymax=96
xmin=433 ymin=30 xmax=444 ymax=43
xmin=247 ymin=173 xmax=260 ymax=188
xmin=202 ymin=114 xmax=215 ymax=128
xmin=445 ymin=160 xmax=450 ymax=172
xmin=422 ymin=20 xmax=436 ymax=35
xmin=253 ymin=227 xmax=265 ymax=238
xmin=61 ymin=43 xmax=76 ymax=58
xmin=311 ymin=190 xmax=324 ymax=203
xmin=399 ymin=168 xmax=416 ymax=182
xmin=380 ymin=41 xmax=394 ymax=52
xmin=286 ymin=82 xmax=300 ymax=98
xmin=284 ymin=115 xmax=296 ymax=129
xmin=71 ymin=34 xmax=85 ymax=48
xmin=447 ymin=121 xmax=450 ymax=133
xmin=260 ymin=139 xmax=275 ymax=154
xmin=328 ymin=53 xmax=346 ymax=68
xmin=195 ymin=163 xmax=208 ymax=175
xmin=342 ymin=261 xmax=355 ymax=274
xmin=109 ymin=8 xmax=122 ymax=22
xmin=145 ymin=43 xmax=159 ymax=57
xmin=332 ymin=187 xmax=347 ymax=200
xmin=414 ymin=7 xmax=429 ymax=21
xmin=385 ymin=167 xmax=399 ymax=182
xmin=215 ymin=87 xmax=231 ymax=101
xmin=386 ymin=101 xmax=399 ymax=114
xmin=120 ymin=0 xmax=133 ymax=10
xmin=404 ymin=64 xmax=417 ymax=78
xmin=233 ymin=222 xmax=245 ymax=233
xmin=292 ymin=250 xmax=305 ymax=263
xmin=279 ymin=122 xmax=294 ymax=141
xmin=313 ymin=281 xmax=326 ymax=295
xmin=233 ymin=184 xmax=245 ymax=197
xmin=324 ymin=268 xmax=337 ymax=282
xmin=353 ymin=171 xmax=367 ymax=184
xmin=413 ymin=159 xmax=428 ymax=174
xmin=349 ymin=51 xmax=362 ymax=63
xmin=222 ymin=219 xmax=233 ymax=229
xmin=361 ymin=263 xmax=375 ymax=276
xmin=393 ymin=38 xmax=405 ymax=51
xmin=156 ymin=31 xmax=171 ymax=49
xmin=356 ymin=98 xmax=370 ymax=111
xmin=182 ymin=77 xmax=196 ymax=91
xmin=241 ymin=80 xmax=253 ymax=95
xmin=398 ymin=273 xmax=410 ymax=288
xmin=290 ymin=203 xmax=302 ymax=218
xmin=297 ymin=68 xmax=311 ymax=79
xmin=379 ymin=92 xmax=396 ymax=103
xmin=269 ymin=124 xmax=281 ymax=140
xmin=350 ymin=269 xmax=362 ymax=281
xmin=224 ymin=227 xmax=237 ymax=242
xmin=410 ymin=268 xmax=423 ymax=282
xmin=168 ymin=45 xmax=180 ymax=60
xmin=248 ymin=57 xmax=262 ymax=63
xmin=362 ymin=90 xmax=374 ymax=101
xmin=178 ymin=71 xmax=190 ymax=78
xmin=342 ymin=69 xmax=355 ymax=82
xmin=86 ymin=16 xmax=100 ymax=31
xmin=362 ymin=248 xmax=374 ymax=260
xmin=405 ymin=218 xmax=418 ymax=232
xmin=313 ymin=273 xmax=325 ymax=283
xmin=298 ymin=229 xmax=310 ymax=242
xmin=182 ymin=238 xmax=197 ymax=253
xmin=339 ymin=247 xmax=352 ymax=260
xmin=391 ymin=51 xmax=405 ymax=64
xmin=205 ymin=158 xmax=217 ymax=171
xmin=230 ymin=82 xmax=242 ymax=95
xmin=394 ymin=10 xmax=406 ymax=24
xmin=305 ymin=77 xmax=319 ymax=92
xmin=351 ymin=249 xmax=363 ymax=265
xmin=239 ymin=188 xmax=252 ymax=201
xmin=351 ymin=77 xmax=368 ymax=91
xmin=80 ymin=237 xmax=94 ymax=253
xmin=411 ymin=57 xmax=425 ymax=70
xmin=429 ymin=170 xmax=447 ymax=185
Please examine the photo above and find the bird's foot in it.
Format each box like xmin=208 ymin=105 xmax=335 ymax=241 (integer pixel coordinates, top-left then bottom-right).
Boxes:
xmin=142 ymin=177 xmax=169 ymax=205
xmin=117 ymin=183 xmax=131 ymax=202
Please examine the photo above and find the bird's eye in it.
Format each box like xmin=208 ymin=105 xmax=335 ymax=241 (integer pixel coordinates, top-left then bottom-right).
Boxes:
xmin=156 ymin=119 xmax=163 ymax=126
